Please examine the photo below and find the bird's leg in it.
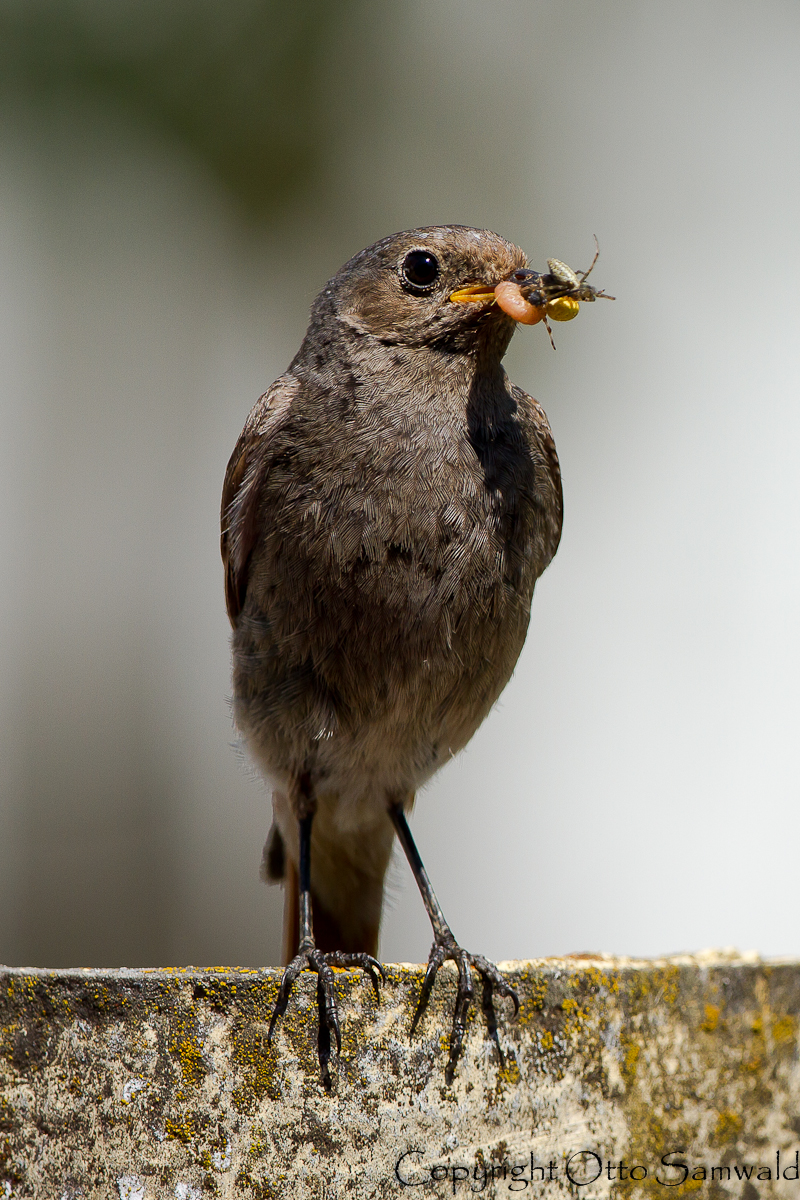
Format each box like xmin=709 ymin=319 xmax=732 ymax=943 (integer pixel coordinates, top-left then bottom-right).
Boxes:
xmin=267 ymin=807 xmax=385 ymax=1085
xmin=389 ymin=803 xmax=519 ymax=1083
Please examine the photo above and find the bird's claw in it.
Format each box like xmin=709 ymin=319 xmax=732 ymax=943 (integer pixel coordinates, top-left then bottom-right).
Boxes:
xmin=411 ymin=936 xmax=518 ymax=1083
xmin=268 ymin=946 xmax=385 ymax=1085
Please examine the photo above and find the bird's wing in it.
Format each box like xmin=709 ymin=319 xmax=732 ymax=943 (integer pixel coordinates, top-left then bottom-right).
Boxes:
xmin=511 ymin=383 xmax=564 ymax=570
xmin=220 ymin=374 xmax=299 ymax=626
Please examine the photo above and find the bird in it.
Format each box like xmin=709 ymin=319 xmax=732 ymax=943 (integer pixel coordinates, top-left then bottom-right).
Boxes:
xmin=220 ymin=225 xmax=563 ymax=1082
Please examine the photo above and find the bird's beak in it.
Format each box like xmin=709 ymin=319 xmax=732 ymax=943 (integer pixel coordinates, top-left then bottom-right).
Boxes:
xmin=448 ymin=283 xmax=497 ymax=305
xmin=450 ymin=273 xmax=551 ymax=326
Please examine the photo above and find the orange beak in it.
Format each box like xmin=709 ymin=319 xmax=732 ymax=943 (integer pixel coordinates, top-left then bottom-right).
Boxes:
xmin=450 ymin=280 xmax=545 ymax=326
xmin=448 ymin=283 xmax=497 ymax=304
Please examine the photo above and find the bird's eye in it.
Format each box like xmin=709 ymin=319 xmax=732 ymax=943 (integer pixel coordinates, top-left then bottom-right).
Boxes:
xmin=401 ymin=249 xmax=440 ymax=292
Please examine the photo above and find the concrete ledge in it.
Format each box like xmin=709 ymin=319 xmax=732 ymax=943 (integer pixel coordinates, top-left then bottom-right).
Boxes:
xmin=2 ymin=952 xmax=800 ymax=1197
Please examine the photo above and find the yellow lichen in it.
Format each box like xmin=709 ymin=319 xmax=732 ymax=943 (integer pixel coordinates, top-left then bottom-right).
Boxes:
xmin=623 ymin=1039 xmax=641 ymax=1081
xmin=700 ymin=1003 xmax=720 ymax=1032
xmin=713 ymin=1110 xmax=743 ymax=1143
xmin=169 ymin=1019 xmax=206 ymax=1096
xmin=165 ymin=1113 xmax=197 ymax=1145
xmin=771 ymin=1015 xmax=797 ymax=1045
xmin=560 ymin=996 xmax=592 ymax=1041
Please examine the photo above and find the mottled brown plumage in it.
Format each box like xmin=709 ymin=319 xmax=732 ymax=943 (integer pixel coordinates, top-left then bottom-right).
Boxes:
xmin=221 ymin=225 xmax=562 ymax=1078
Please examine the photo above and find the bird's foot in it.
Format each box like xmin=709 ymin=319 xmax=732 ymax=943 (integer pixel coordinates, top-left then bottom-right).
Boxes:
xmin=412 ymin=935 xmax=519 ymax=1084
xmin=267 ymin=944 xmax=385 ymax=1086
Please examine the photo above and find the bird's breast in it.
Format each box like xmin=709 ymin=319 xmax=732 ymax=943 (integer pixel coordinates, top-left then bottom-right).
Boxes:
xmin=232 ymin=382 xmax=557 ymax=783
xmin=267 ymin=410 xmax=525 ymax=631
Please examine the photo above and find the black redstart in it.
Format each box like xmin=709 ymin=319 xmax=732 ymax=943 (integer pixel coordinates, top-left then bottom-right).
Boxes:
xmin=221 ymin=225 xmax=566 ymax=1081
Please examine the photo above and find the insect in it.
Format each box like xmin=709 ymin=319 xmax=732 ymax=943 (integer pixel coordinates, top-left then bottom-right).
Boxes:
xmin=493 ymin=240 xmax=615 ymax=347
xmin=453 ymin=239 xmax=615 ymax=347
xmin=544 ymin=239 xmax=614 ymax=303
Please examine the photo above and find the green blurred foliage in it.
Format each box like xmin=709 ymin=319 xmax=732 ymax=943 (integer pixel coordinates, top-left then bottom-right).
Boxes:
xmin=0 ymin=0 xmax=351 ymax=218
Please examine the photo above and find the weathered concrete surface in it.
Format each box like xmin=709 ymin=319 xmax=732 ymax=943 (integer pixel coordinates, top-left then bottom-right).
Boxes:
xmin=1 ymin=952 xmax=800 ymax=1198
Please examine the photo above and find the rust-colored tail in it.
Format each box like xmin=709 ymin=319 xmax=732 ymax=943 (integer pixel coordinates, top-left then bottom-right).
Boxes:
xmin=264 ymin=820 xmax=391 ymax=965
xmin=281 ymin=860 xmax=380 ymax=962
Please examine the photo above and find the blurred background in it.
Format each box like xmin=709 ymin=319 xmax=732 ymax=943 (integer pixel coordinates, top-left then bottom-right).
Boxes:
xmin=1 ymin=0 xmax=799 ymax=969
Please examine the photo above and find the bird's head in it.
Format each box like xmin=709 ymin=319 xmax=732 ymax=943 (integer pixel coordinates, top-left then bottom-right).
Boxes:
xmin=308 ymin=225 xmax=534 ymax=359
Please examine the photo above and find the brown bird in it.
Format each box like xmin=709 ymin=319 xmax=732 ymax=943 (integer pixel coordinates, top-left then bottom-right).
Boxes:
xmin=221 ymin=225 xmax=563 ymax=1081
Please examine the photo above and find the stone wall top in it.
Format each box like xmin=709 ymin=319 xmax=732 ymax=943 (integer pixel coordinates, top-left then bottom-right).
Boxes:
xmin=1 ymin=952 xmax=799 ymax=1198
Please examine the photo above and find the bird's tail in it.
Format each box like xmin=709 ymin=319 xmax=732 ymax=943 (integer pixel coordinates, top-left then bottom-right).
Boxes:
xmin=262 ymin=812 xmax=394 ymax=963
